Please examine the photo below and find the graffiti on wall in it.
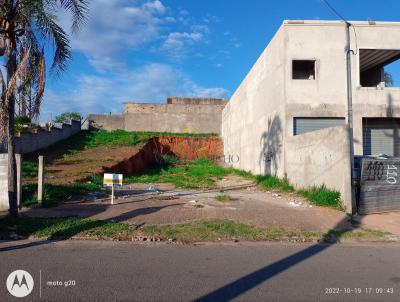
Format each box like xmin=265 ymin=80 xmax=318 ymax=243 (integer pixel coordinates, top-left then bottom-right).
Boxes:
xmin=364 ymin=160 xmax=398 ymax=185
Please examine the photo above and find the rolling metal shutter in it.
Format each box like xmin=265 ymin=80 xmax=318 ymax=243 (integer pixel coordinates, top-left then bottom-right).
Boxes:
xmin=293 ymin=117 xmax=345 ymax=135
xmin=363 ymin=118 xmax=400 ymax=157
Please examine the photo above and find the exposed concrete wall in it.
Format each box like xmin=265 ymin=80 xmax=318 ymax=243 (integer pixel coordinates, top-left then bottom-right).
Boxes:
xmin=89 ymin=98 xmax=226 ymax=134
xmin=88 ymin=114 xmax=124 ymax=131
xmin=14 ymin=120 xmax=81 ymax=154
xmin=222 ymin=27 xmax=286 ymax=176
xmin=286 ymin=126 xmax=353 ymax=211
xmin=283 ymin=21 xmax=400 ymax=157
xmin=0 ymin=154 xmax=7 ymax=211
xmin=124 ymin=103 xmax=224 ymax=134
xmin=222 ymin=20 xmax=400 ymax=212
xmin=167 ymin=97 xmax=228 ymax=106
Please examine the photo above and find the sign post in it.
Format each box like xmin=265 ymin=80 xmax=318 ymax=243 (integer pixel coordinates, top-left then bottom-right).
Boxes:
xmin=103 ymin=173 xmax=123 ymax=205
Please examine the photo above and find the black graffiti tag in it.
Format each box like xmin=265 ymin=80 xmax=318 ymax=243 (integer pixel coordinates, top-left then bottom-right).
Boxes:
xmin=366 ymin=161 xmax=384 ymax=181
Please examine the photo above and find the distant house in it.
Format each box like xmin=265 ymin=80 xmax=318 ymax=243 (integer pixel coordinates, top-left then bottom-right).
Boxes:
xmin=222 ymin=20 xmax=400 ymax=212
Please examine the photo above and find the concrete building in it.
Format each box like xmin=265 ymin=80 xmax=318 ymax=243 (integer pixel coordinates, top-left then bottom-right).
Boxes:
xmin=222 ymin=20 xmax=400 ymax=212
xmin=89 ymin=97 xmax=227 ymax=134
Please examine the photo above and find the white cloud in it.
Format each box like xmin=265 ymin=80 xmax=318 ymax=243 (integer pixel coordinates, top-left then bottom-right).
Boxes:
xmin=162 ymin=31 xmax=204 ymax=59
xmin=59 ymin=0 xmax=168 ymax=71
xmin=42 ymin=63 xmax=228 ymax=118
xmin=142 ymin=0 xmax=166 ymax=14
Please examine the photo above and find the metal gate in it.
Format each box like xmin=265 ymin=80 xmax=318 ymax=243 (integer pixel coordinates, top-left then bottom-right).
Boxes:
xmin=363 ymin=118 xmax=400 ymax=157
xmin=358 ymin=158 xmax=400 ymax=214
xmin=293 ymin=117 xmax=345 ymax=135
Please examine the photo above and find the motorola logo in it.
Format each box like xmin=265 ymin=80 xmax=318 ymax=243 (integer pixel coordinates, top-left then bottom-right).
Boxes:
xmin=6 ymin=270 xmax=34 ymax=298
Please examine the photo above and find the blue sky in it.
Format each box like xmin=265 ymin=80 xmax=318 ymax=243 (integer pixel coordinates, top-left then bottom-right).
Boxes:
xmin=41 ymin=0 xmax=400 ymax=121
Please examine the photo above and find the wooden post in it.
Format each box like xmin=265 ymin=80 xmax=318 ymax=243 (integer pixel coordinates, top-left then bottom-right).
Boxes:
xmin=38 ymin=155 xmax=44 ymax=205
xmin=16 ymin=154 xmax=22 ymax=209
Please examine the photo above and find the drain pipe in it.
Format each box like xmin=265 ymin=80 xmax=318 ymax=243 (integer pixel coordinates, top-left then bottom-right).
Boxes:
xmin=344 ymin=21 xmax=356 ymax=214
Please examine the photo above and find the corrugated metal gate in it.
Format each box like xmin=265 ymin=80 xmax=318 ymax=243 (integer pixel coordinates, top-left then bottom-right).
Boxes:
xmin=293 ymin=117 xmax=345 ymax=135
xmin=363 ymin=118 xmax=400 ymax=157
xmin=358 ymin=158 xmax=400 ymax=214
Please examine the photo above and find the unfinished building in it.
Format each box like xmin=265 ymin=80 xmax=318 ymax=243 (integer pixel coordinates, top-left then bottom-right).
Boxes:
xmin=222 ymin=20 xmax=400 ymax=212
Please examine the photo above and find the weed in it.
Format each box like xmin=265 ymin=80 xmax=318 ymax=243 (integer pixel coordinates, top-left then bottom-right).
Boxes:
xmin=0 ymin=216 xmax=132 ymax=239
xmin=125 ymin=159 xmax=228 ymax=189
xmin=323 ymin=228 xmax=389 ymax=242
xmin=22 ymin=161 xmax=38 ymax=177
xmin=0 ymin=216 xmax=389 ymax=243
xmin=298 ymin=185 xmax=342 ymax=210
xmin=214 ymin=194 xmax=231 ymax=203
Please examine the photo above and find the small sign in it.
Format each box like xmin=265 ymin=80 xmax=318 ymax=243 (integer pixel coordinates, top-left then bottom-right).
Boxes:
xmin=103 ymin=173 xmax=123 ymax=187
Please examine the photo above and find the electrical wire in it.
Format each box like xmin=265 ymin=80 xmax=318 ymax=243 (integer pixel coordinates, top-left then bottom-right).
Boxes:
xmin=322 ymin=0 xmax=358 ymax=54
xmin=322 ymin=0 xmax=348 ymax=22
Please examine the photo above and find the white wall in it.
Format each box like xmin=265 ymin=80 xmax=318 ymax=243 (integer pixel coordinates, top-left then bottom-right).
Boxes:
xmin=222 ymin=27 xmax=286 ymax=176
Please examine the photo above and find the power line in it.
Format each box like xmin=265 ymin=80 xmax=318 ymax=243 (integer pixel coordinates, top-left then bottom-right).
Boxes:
xmin=322 ymin=0 xmax=358 ymax=54
xmin=322 ymin=0 xmax=348 ymax=23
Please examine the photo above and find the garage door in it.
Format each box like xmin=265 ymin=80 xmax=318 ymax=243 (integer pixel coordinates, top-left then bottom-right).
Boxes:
xmin=293 ymin=117 xmax=345 ymax=135
xmin=363 ymin=118 xmax=400 ymax=156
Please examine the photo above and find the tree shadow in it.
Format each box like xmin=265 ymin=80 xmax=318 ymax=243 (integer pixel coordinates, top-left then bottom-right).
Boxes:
xmin=194 ymin=215 xmax=363 ymax=302
xmin=259 ymin=115 xmax=282 ymax=175
xmin=0 ymin=199 xmax=182 ymax=252
xmin=108 ymin=203 xmax=182 ymax=223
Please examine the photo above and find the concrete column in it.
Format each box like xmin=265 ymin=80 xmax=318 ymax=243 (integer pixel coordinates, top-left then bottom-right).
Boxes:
xmin=38 ymin=155 xmax=44 ymax=205
xmin=16 ymin=154 xmax=22 ymax=209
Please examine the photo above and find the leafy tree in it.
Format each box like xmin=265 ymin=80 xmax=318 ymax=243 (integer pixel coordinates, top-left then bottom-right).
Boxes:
xmin=0 ymin=0 xmax=89 ymax=217
xmin=54 ymin=111 xmax=82 ymax=123
xmin=384 ymin=72 xmax=394 ymax=87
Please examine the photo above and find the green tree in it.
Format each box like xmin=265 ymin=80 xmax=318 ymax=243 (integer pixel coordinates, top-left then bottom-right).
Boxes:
xmin=384 ymin=72 xmax=394 ymax=87
xmin=0 ymin=0 xmax=89 ymax=217
xmin=54 ymin=111 xmax=82 ymax=123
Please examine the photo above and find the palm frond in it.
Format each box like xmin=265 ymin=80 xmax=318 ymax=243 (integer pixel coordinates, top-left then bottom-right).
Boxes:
xmin=59 ymin=0 xmax=89 ymax=33
xmin=33 ymin=6 xmax=71 ymax=73
xmin=31 ymin=52 xmax=45 ymax=117
xmin=5 ymin=47 xmax=30 ymax=104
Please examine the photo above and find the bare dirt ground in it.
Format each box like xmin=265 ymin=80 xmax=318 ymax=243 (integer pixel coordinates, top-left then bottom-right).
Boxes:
xmin=26 ymin=175 xmax=355 ymax=234
xmin=26 ymin=145 xmax=140 ymax=184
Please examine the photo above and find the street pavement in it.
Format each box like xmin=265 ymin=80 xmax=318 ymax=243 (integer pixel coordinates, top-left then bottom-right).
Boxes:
xmin=0 ymin=240 xmax=399 ymax=302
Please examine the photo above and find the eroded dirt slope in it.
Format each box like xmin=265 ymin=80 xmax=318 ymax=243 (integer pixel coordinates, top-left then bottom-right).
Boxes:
xmin=25 ymin=145 xmax=141 ymax=184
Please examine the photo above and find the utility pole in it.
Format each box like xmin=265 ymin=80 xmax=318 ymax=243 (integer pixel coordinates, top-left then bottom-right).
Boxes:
xmin=344 ymin=21 xmax=356 ymax=214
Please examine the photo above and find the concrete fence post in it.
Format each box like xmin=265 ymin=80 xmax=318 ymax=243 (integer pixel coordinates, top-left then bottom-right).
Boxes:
xmin=16 ymin=154 xmax=22 ymax=209
xmin=38 ymin=155 xmax=44 ymax=205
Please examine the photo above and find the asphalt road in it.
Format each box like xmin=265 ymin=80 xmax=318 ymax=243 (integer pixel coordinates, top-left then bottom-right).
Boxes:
xmin=0 ymin=240 xmax=399 ymax=302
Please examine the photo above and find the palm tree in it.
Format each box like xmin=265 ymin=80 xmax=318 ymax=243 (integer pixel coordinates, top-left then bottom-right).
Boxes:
xmin=0 ymin=0 xmax=89 ymax=217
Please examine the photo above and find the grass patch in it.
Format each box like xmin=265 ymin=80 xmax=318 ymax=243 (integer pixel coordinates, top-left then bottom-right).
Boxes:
xmin=193 ymin=204 xmax=204 ymax=209
xmin=214 ymin=194 xmax=231 ymax=203
xmin=255 ymin=175 xmax=294 ymax=192
xmin=0 ymin=216 xmax=132 ymax=239
xmin=22 ymin=161 xmax=38 ymax=177
xmin=125 ymin=160 xmax=342 ymax=210
xmin=125 ymin=159 xmax=228 ymax=189
xmin=226 ymin=167 xmax=294 ymax=192
xmin=141 ymin=219 xmax=320 ymax=243
xmin=323 ymin=228 xmax=389 ymax=242
xmin=43 ymin=130 xmax=217 ymax=155
xmin=22 ymin=183 xmax=101 ymax=207
xmin=298 ymin=185 xmax=342 ymax=210
xmin=0 ymin=217 xmax=390 ymax=243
